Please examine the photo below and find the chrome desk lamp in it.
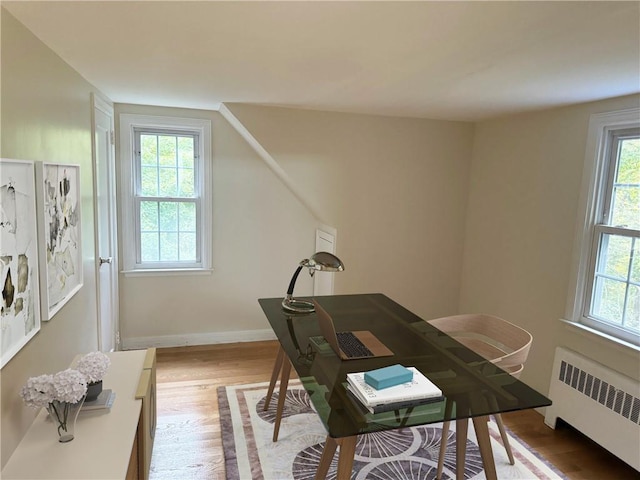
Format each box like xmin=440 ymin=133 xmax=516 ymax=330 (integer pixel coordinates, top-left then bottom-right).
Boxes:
xmin=282 ymin=252 xmax=344 ymax=313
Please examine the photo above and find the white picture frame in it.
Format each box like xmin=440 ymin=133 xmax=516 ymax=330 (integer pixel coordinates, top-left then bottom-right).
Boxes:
xmin=36 ymin=163 xmax=83 ymax=320
xmin=0 ymin=159 xmax=42 ymax=368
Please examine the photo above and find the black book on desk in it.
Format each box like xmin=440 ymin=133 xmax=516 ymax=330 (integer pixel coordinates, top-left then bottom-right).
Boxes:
xmin=81 ymin=389 xmax=116 ymax=412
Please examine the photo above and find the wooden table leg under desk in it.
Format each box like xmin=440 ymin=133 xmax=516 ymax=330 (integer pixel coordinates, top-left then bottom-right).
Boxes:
xmin=437 ymin=400 xmax=497 ymax=480
xmin=314 ymin=435 xmax=357 ymax=480
xmin=455 ymin=418 xmax=468 ymax=480
xmin=436 ymin=399 xmax=454 ymax=480
xmin=272 ymin=352 xmax=292 ymax=442
xmin=264 ymin=346 xmax=285 ymax=411
xmin=472 ymin=416 xmax=497 ymax=480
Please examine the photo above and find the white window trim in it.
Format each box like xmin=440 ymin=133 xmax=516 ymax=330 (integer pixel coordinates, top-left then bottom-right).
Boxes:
xmin=119 ymin=114 xmax=212 ymax=274
xmin=565 ymin=107 xmax=640 ymax=350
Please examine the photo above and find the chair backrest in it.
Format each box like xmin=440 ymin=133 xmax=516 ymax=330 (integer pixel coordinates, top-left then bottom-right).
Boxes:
xmin=427 ymin=314 xmax=532 ymax=377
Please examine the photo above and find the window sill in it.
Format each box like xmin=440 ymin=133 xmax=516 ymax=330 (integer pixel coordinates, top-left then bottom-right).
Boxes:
xmin=559 ymin=318 xmax=640 ymax=355
xmin=122 ymin=268 xmax=213 ymax=278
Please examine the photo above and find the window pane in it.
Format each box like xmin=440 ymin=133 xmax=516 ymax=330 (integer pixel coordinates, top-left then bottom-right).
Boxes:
xmin=140 ymin=166 xmax=158 ymax=196
xmin=139 ymin=201 xmax=198 ymax=264
xmin=159 ymin=202 xmax=178 ymax=231
xmin=140 ymin=232 xmax=159 ymax=262
xmin=140 ymin=201 xmax=158 ymax=231
xmin=178 ymin=167 xmax=195 ymax=197
xmin=177 ymin=137 xmax=194 ymax=168
xmin=140 ymin=135 xmax=158 ymax=166
xmin=159 ymin=168 xmax=178 ymax=197
xmin=179 ymin=203 xmax=196 ymax=231
xmin=138 ymin=133 xmax=197 ymax=199
xmin=631 ymin=239 xmax=640 ymax=284
xmin=611 ymin=186 xmax=639 ymax=229
xmin=179 ymin=233 xmax=196 ymax=261
xmin=625 ymin=285 xmax=639 ymax=332
xmin=592 ymin=276 xmax=626 ymax=325
xmin=159 ymin=232 xmax=178 ymax=261
xmin=597 ymin=234 xmax=631 ymax=280
xmin=610 ymin=138 xmax=639 ymax=229
xmin=616 ymin=138 xmax=640 ymax=183
xmin=158 ymin=136 xmax=177 ymax=167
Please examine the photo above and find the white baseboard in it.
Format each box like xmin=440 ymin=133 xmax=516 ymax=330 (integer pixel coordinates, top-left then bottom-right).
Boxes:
xmin=121 ymin=329 xmax=277 ymax=350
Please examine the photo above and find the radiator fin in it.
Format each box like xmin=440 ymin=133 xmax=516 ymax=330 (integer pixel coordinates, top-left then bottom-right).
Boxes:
xmin=559 ymin=360 xmax=640 ymax=425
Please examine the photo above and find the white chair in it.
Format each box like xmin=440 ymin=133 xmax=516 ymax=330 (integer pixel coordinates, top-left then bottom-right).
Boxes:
xmin=426 ymin=314 xmax=533 ymax=478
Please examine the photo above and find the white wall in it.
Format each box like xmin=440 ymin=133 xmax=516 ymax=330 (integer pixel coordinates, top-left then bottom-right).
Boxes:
xmin=225 ymin=104 xmax=475 ymax=320
xmin=115 ymin=104 xmax=475 ymax=345
xmin=459 ymin=94 xmax=640 ymax=396
xmin=1 ymin=10 xmax=100 ymax=466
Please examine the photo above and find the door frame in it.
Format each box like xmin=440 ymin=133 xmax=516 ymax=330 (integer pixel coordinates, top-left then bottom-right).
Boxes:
xmin=91 ymin=93 xmax=120 ymax=351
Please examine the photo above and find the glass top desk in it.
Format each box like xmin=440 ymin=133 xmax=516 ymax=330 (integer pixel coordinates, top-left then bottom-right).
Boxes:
xmin=258 ymin=293 xmax=551 ymax=480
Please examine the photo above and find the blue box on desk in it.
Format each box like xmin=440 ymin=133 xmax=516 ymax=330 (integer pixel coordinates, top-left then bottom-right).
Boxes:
xmin=364 ymin=364 xmax=413 ymax=390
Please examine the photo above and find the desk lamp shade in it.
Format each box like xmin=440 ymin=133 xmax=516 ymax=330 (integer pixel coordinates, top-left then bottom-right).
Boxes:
xmin=282 ymin=252 xmax=344 ymax=313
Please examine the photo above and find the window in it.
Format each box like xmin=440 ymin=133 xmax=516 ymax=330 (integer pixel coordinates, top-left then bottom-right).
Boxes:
xmin=120 ymin=115 xmax=212 ymax=273
xmin=569 ymin=109 xmax=640 ymax=346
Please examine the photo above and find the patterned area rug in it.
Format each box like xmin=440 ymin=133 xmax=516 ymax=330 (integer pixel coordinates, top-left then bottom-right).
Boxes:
xmin=219 ymin=380 xmax=565 ymax=480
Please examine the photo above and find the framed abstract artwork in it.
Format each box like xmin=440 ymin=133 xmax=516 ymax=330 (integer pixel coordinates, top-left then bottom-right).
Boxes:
xmin=0 ymin=159 xmax=41 ymax=368
xmin=36 ymin=163 xmax=83 ymax=320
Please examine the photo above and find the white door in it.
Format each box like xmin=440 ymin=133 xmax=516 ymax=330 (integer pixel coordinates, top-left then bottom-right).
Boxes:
xmin=92 ymin=94 xmax=119 ymax=352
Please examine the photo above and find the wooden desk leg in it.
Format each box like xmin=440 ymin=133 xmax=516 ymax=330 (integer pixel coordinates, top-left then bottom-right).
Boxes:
xmin=455 ymin=418 xmax=468 ymax=480
xmin=264 ymin=346 xmax=284 ymax=411
xmin=493 ymin=413 xmax=515 ymax=465
xmin=272 ymin=357 xmax=291 ymax=442
xmin=336 ymin=436 xmax=357 ymax=480
xmin=314 ymin=435 xmax=357 ymax=480
xmin=315 ymin=436 xmax=338 ymax=480
xmin=436 ymin=398 xmax=454 ymax=480
xmin=472 ymin=416 xmax=497 ymax=480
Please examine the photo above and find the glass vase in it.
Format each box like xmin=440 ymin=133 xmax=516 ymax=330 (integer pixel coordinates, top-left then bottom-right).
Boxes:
xmin=47 ymin=397 xmax=85 ymax=442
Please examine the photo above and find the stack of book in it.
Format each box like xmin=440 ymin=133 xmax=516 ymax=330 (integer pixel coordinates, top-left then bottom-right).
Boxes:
xmin=80 ymin=389 xmax=116 ymax=412
xmin=346 ymin=366 xmax=443 ymax=414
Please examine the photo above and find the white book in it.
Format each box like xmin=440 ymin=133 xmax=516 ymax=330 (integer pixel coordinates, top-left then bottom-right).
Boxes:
xmin=346 ymin=367 xmax=442 ymax=407
xmin=346 ymin=385 xmax=443 ymax=415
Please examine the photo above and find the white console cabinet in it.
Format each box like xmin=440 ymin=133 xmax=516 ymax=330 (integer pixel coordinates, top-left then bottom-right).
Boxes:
xmin=2 ymin=349 xmax=157 ymax=480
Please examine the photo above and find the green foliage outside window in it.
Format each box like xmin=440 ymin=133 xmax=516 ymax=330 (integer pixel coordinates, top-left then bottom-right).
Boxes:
xmin=138 ymin=132 xmax=198 ymax=263
xmin=592 ymin=137 xmax=640 ymax=332
xmin=611 ymin=139 xmax=639 ymax=230
xmin=140 ymin=134 xmax=195 ymax=198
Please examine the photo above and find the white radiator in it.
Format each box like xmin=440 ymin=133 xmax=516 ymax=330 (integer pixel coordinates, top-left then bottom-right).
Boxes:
xmin=544 ymin=347 xmax=640 ymax=471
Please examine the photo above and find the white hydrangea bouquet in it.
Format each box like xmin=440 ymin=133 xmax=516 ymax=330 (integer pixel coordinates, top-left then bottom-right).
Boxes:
xmin=76 ymin=351 xmax=111 ymax=384
xmin=76 ymin=351 xmax=110 ymax=401
xmin=20 ymin=369 xmax=87 ymax=442
xmin=20 ymin=352 xmax=111 ymax=442
xmin=20 ymin=369 xmax=88 ymax=408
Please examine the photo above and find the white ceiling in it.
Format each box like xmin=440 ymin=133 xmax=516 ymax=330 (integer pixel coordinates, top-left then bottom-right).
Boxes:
xmin=4 ymin=1 xmax=640 ymax=121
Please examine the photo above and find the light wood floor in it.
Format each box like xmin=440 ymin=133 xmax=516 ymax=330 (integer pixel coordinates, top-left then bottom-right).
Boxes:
xmin=149 ymin=341 xmax=640 ymax=480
